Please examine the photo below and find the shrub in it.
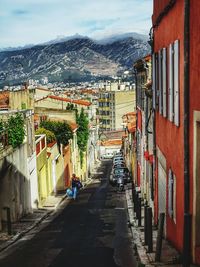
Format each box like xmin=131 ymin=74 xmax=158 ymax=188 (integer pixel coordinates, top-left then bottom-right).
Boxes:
xmin=35 ymin=127 xmax=56 ymax=144
xmin=40 ymin=120 xmax=73 ymax=146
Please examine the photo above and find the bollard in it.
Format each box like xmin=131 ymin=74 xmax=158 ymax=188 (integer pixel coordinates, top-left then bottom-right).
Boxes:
xmin=138 ymin=197 xmax=142 ymax=227
xmin=147 ymin=207 xmax=153 ymax=253
xmin=135 ymin=192 xmax=139 ymax=218
xmin=155 ymin=213 xmax=165 ymax=261
xmin=3 ymin=207 xmax=12 ymax=235
xmin=182 ymin=213 xmax=191 ymax=267
xmin=131 ymin=182 xmax=135 ymax=201
xmin=144 ymin=204 xmax=148 ymax=245
xmin=133 ymin=188 xmax=137 ymax=213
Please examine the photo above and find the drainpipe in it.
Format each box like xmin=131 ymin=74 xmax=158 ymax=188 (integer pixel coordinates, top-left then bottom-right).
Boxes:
xmin=183 ymin=0 xmax=191 ymax=266
xmin=134 ymin=67 xmax=138 ymax=186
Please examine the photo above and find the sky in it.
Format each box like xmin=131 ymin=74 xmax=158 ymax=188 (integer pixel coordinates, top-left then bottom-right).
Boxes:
xmin=0 ymin=0 xmax=153 ymax=48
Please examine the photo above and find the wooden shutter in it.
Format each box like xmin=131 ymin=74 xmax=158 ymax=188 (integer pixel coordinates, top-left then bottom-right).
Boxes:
xmin=168 ymin=43 xmax=174 ymax=122
xmin=152 ymin=53 xmax=156 ymax=109
xmin=174 ymin=40 xmax=180 ymax=126
xmin=158 ymin=50 xmax=163 ymax=114
xmin=162 ymin=48 xmax=167 ymax=118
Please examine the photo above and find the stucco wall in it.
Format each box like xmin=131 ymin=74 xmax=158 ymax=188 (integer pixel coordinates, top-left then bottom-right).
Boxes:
xmin=0 ymin=144 xmax=31 ymax=229
xmin=190 ymin=1 xmax=200 ymax=263
xmin=114 ymin=90 xmax=136 ymax=130
xmin=153 ymin=0 xmax=184 ymax=251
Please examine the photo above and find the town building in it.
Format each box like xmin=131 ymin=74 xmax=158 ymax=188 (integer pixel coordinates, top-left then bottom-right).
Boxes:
xmin=98 ymin=84 xmax=136 ymax=131
xmin=134 ymin=55 xmax=154 ymax=211
xmin=152 ymin=0 xmax=200 ymax=264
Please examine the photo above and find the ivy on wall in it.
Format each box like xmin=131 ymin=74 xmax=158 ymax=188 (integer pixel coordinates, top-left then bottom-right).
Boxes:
xmin=76 ymin=108 xmax=89 ymax=167
xmin=0 ymin=113 xmax=25 ymax=149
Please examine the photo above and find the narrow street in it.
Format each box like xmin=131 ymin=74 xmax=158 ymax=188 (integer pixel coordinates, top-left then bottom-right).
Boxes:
xmin=0 ymin=160 xmax=137 ymax=267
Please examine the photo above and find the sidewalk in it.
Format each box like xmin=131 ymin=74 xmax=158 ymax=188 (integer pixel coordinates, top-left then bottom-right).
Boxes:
xmin=0 ymin=192 xmax=68 ymax=253
xmin=0 ymin=175 xmax=94 ymax=253
xmin=125 ymin=187 xmax=182 ymax=267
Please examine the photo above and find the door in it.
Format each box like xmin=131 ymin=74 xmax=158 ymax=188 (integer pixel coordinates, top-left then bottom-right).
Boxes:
xmin=193 ymin=121 xmax=200 ymax=264
xmin=158 ymin=161 xmax=167 ymax=236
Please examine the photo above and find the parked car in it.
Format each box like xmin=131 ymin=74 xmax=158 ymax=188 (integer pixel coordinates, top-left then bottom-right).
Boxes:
xmin=109 ymin=167 xmax=131 ymax=185
xmin=101 ymin=153 xmax=113 ymax=159
xmin=113 ymin=156 xmax=124 ymax=163
xmin=113 ymin=162 xmax=126 ymax=169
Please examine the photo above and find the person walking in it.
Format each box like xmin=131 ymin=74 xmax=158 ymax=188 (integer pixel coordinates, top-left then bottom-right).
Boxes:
xmin=71 ymin=173 xmax=82 ymax=200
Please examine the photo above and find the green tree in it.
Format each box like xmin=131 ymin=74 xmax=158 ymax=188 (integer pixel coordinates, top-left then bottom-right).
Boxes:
xmin=40 ymin=120 xmax=73 ymax=146
xmin=7 ymin=113 xmax=25 ymax=148
xmin=35 ymin=127 xmax=56 ymax=144
xmin=76 ymin=108 xmax=89 ymax=166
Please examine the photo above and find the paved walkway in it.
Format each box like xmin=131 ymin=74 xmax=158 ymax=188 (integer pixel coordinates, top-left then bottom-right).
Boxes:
xmin=0 ymin=175 xmax=94 ymax=253
xmin=125 ymin=187 xmax=182 ymax=267
xmin=0 ymin=193 xmax=67 ymax=252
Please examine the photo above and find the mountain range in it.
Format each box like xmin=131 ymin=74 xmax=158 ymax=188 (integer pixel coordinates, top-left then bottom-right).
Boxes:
xmin=0 ymin=33 xmax=150 ymax=85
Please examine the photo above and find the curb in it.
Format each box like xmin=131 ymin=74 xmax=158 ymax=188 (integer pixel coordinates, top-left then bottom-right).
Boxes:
xmin=125 ymin=189 xmax=154 ymax=267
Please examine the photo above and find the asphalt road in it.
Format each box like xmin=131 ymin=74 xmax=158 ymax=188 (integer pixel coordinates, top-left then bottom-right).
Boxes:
xmin=0 ymin=160 xmax=137 ymax=267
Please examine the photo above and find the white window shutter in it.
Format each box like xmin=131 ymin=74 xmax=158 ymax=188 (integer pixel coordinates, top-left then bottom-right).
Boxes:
xmin=162 ymin=48 xmax=167 ymax=118
xmin=152 ymin=53 xmax=156 ymax=109
xmin=174 ymin=40 xmax=180 ymax=126
xmin=158 ymin=50 xmax=163 ymax=114
xmin=168 ymin=44 xmax=174 ymax=122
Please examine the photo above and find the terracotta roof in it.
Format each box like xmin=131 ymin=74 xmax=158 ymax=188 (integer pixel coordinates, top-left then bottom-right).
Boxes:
xmin=48 ymin=95 xmax=91 ymax=106
xmin=68 ymin=121 xmax=78 ymax=131
xmin=0 ymin=92 xmax=9 ymax=108
xmin=127 ymin=122 xmax=136 ymax=133
xmin=34 ymin=114 xmax=40 ymax=120
xmin=0 ymin=104 xmax=9 ymax=110
xmin=101 ymin=139 xmax=122 ymax=146
xmin=123 ymin=111 xmax=136 ymax=117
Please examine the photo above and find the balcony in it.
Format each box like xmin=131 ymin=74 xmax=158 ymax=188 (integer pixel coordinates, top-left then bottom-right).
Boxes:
xmin=35 ymin=134 xmax=46 ymax=156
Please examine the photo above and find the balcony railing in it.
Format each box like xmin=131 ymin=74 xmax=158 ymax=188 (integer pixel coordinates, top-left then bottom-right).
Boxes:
xmin=35 ymin=134 xmax=46 ymax=156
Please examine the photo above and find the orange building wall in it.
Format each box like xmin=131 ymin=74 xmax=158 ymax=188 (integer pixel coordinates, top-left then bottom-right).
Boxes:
xmin=190 ymin=1 xmax=200 ymax=264
xmin=153 ymin=0 xmax=184 ymax=252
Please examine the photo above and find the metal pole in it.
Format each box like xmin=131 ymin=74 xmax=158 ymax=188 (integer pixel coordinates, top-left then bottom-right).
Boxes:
xmin=144 ymin=204 xmax=148 ymax=245
xmin=3 ymin=207 xmax=12 ymax=235
xmin=183 ymin=213 xmax=191 ymax=267
xmin=138 ymin=197 xmax=142 ymax=227
xmin=147 ymin=207 xmax=153 ymax=253
xmin=155 ymin=213 xmax=165 ymax=261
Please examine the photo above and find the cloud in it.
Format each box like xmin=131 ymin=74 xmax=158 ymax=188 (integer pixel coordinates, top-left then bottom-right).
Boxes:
xmin=0 ymin=0 xmax=153 ymax=48
xmin=12 ymin=9 xmax=29 ymax=16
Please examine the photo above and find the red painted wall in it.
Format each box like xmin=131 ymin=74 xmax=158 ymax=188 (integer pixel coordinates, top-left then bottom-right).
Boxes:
xmin=190 ymin=1 xmax=200 ymax=264
xmin=153 ymin=0 xmax=184 ymax=252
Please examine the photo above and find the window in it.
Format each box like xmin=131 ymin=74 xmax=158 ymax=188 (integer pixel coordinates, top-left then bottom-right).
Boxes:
xmin=153 ymin=40 xmax=179 ymax=126
xmin=168 ymin=40 xmax=180 ymax=126
xmin=168 ymin=168 xmax=176 ymax=222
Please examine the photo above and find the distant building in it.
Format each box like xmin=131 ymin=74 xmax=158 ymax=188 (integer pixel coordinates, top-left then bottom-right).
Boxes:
xmin=98 ymin=86 xmax=136 ymax=131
